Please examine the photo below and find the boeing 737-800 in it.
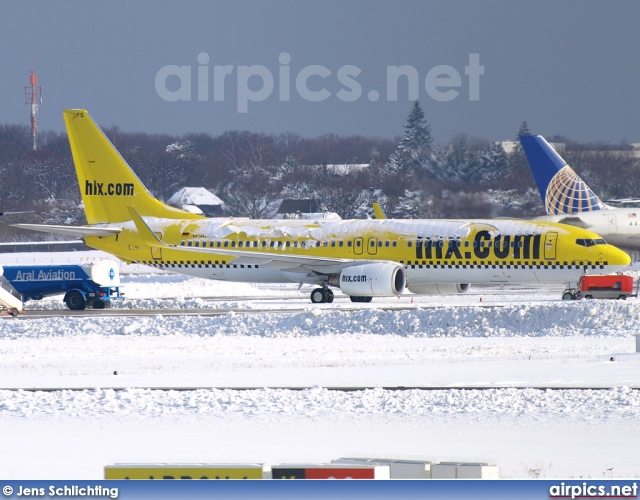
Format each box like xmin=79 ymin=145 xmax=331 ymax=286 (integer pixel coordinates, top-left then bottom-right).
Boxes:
xmin=13 ymin=111 xmax=631 ymax=303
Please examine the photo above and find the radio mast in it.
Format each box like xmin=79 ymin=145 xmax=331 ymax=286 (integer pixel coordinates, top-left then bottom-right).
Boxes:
xmin=24 ymin=70 xmax=42 ymax=151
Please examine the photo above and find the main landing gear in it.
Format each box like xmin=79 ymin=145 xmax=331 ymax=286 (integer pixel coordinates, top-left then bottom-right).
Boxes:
xmin=309 ymin=287 xmax=374 ymax=304
xmin=310 ymin=287 xmax=334 ymax=303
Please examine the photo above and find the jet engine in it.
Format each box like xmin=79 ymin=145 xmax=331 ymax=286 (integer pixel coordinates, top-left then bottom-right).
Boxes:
xmin=329 ymin=263 xmax=406 ymax=297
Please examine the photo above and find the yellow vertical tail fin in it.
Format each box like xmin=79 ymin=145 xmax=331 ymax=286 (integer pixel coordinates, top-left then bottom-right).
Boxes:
xmin=64 ymin=109 xmax=202 ymax=224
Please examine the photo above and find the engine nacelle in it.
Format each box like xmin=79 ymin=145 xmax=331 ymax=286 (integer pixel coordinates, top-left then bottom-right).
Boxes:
xmin=407 ymin=283 xmax=470 ymax=295
xmin=333 ymin=263 xmax=406 ymax=297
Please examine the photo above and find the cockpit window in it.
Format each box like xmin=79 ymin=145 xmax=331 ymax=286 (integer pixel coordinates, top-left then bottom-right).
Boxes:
xmin=576 ymin=238 xmax=607 ymax=247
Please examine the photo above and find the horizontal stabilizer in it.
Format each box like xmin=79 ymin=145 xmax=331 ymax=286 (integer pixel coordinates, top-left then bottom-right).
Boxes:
xmin=11 ymin=224 xmax=121 ymax=238
xmin=127 ymin=207 xmax=170 ymax=248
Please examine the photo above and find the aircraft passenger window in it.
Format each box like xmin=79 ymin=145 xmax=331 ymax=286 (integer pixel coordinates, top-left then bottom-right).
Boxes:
xmin=238 ymin=241 xmax=243 ymax=247
xmin=339 ymin=241 xmax=344 ymax=247
xmin=331 ymin=242 xmax=336 ymax=247
xmin=408 ymin=241 xmax=412 ymax=247
xmin=223 ymin=241 xmax=228 ymax=247
xmin=356 ymin=240 xmax=361 ymax=247
xmin=262 ymin=241 xmax=267 ymax=247
xmin=180 ymin=241 xmax=185 ymax=246
xmin=392 ymin=241 xmax=397 ymax=247
xmin=188 ymin=241 xmax=193 ymax=247
xmin=231 ymin=242 xmax=236 ymax=247
xmin=378 ymin=241 xmax=383 ymax=247
xmin=385 ymin=241 xmax=389 ymax=247
xmin=347 ymin=241 xmax=352 ymax=247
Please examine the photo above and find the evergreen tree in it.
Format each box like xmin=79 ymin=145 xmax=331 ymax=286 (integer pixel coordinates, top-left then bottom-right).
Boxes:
xmin=383 ymin=151 xmax=403 ymax=174
xmin=517 ymin=121 xmax=531 ymax=137
xmin=439 ymin=136 xmax=478 ymax=183
xmin=513 ymin=121 xmax=531 ymax=153
xmin=279 ymin=155 xmax=299 ymax=176
xmin=477 ymin=142 xmax=509 ymax=184
xmin=396 ymin=100 xmax=433 ymax=174
xmin=509 ymin=120 xmax=534 ymax=185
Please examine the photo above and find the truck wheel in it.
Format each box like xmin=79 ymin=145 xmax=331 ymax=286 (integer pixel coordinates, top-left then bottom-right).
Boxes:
xmin=65 ymin=290 xmax=86 ymax=310
xmin=562 ymin=292 xmax=574 ymax=300
xmin=10 ymin=308 xmax=19 ymax=317
xmin=92 ymin=300 xmax=106 ymax=309
xmin=618 ymin=295 xmax=627 ymax=300
xmin=584 ymin=295 xmax=593 ymax=300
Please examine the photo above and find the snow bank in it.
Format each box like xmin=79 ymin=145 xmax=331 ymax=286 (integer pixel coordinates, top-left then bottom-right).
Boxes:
xmin=1 ymin=387 xmax=638 ymax=421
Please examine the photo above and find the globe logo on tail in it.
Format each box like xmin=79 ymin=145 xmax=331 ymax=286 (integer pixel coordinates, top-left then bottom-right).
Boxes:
xmin=545 ymin=166 xmax=607 ymax=215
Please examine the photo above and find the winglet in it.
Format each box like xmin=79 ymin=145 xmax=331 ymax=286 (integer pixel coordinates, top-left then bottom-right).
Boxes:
xmin=127 ymin=206 xmax=170 ymax=248
xmin=372 ymin=202 xmax=386 ymax=219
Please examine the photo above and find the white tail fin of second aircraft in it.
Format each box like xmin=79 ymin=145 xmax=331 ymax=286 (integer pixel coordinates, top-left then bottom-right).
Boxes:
xmin=519 ymin=134 xmax=609 ymax=215
xmin=64 ymin=109 xmax=202 ymax=224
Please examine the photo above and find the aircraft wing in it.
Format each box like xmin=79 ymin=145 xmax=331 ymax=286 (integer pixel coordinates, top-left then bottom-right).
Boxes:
xmin=11 ymin=223 xmax=122 ymax=238
xmin=605 ymin=198 xmax=640 ymax=205
xmin=127 ymin=207 xmax=392 ymax=275
xmin=555 ymin=216 xmax=591 ymax=229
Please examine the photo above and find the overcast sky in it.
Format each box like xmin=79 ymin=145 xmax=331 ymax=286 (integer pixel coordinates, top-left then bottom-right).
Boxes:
xmin=1 ymin=0 xmax=638 ymax=144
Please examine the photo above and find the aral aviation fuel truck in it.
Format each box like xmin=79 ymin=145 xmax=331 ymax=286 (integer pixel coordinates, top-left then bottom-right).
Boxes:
xmin=0 ymin=260 xmax=123 ymax=311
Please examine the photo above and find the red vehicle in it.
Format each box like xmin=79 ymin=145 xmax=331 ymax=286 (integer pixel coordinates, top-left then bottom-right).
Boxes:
xmin=562 ymin=275 xmax=637 ymax=300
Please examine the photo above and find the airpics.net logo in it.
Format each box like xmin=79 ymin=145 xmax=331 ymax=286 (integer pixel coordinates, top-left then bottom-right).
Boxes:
xmin=155 ymin=52 xmax=484 ymax=112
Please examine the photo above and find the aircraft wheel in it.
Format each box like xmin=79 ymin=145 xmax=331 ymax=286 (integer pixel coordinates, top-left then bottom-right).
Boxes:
xmin=562 ymin=292 xmax=574 ymax=300
xmin=326 ymin=289 xmax=334 ymax=303
xmin=311 ymin=288 xmax=326 ymax=303
xmin=65 ymin=290 xmax=87 ymax=310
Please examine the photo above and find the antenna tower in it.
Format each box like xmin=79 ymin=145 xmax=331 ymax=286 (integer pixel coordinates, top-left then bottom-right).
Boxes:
xmin=24 ymin=70 xmax=42 ymax=151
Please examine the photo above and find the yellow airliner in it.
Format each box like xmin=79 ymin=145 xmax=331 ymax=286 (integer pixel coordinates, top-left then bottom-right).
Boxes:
xmin=15 ymin=110 xmax=631 ymax=303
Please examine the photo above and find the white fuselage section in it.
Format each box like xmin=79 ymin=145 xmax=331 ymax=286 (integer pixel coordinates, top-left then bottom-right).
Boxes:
xmin=536 ymin=208 xmax=640 ymax=251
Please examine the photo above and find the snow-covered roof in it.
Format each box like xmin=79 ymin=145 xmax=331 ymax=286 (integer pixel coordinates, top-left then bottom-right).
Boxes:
xmin=168 ymin=187 xmax=223 ymax=207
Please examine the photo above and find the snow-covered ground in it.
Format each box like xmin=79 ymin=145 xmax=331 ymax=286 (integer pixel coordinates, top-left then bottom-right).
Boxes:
xmin=1 ymin=272 xmax=640 ymax=480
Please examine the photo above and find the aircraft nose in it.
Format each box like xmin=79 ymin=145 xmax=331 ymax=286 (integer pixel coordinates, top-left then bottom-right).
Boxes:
xmin=607 ymin=244 xmax=631 ymax=268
